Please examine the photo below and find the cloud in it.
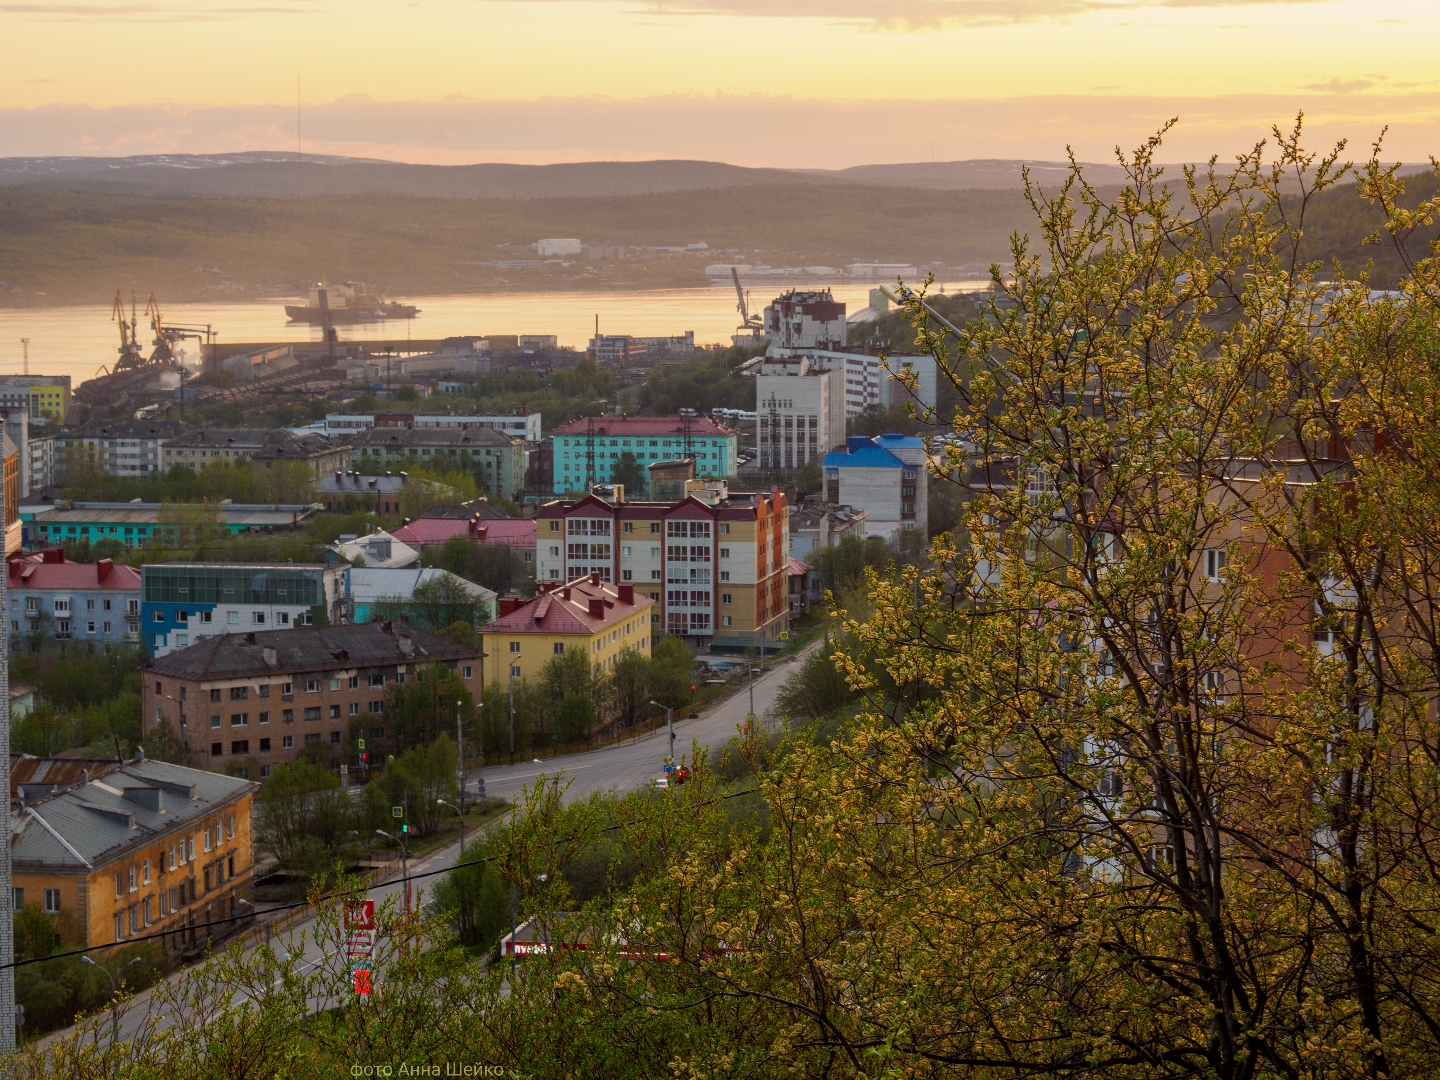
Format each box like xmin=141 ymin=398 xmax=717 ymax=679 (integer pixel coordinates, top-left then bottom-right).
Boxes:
xmin=3 ymin=91 xmax=1438 ymax=169
xmin=1304 ymin=76 xmax=1378 ymax=93
xmin=0 ymin=1 xmax=316 ymax=20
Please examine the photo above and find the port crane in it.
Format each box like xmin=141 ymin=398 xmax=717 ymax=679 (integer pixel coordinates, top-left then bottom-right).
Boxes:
xmin=111 ymin=290 xmax=146 ymax=373
xmin=144 ymin=293 xmax=214 ymax=363
xmin=731 ymin=267 xmax=763 ymax=346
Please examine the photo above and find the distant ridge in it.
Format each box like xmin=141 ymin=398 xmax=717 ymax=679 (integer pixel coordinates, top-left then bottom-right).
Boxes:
xmin=0 ymin=153 xmax=844 ymax=199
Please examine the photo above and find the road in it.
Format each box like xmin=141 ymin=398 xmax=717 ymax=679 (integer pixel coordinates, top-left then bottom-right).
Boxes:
xmin=53 ymin=646 xmax=815 ymax=1048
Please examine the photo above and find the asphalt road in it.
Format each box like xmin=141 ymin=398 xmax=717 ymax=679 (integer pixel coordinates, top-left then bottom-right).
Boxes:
xmin=49 ymin=645 xmax=815 ymax=1049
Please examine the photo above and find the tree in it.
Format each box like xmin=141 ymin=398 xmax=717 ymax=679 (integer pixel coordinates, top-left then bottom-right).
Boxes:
xmin=423 ymin=533 xmax=527 ymax=597
xmin=381 ymin=661 xmax=476 ymax=757
xmin=254 ymin=761 xmax=354 ymax=873
xmin=368 ymin=573 xmax=485 ymax=631
xmin=793 ymin=455 xmax=822 ymax=496
xmin=378 ymin=735 xmax=458 ymax=838
xmin=554 ymin=693 xmax=596 ymax=744
xmin=156 ymin=499 xmax=226 ymax=547
xmin=609 ymin=451 xmax=647 ymax=496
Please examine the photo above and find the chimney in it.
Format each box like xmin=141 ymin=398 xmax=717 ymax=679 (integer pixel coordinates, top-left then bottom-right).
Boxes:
xmin=590 ymin=571 xmax=600 ymax=586
xmin=498 ymin=595 xmax=522 ymax=618
xmin=398 ymin=634 xmax=414 ymax=658
xmin=97 ymin=558 xmax=113 ymax=583
xmin=588 ymin=597 xmax=605 ymax=620
xmin=43 ymin=547 xmax=64 ymax=564
xmin=6 ymin=558 xmax=17 ymax=580
xmin=618 ymin=583 xmax=634 ymax=605
xmin=245 ymin=632 xmax=257 ymax=645
xmin=262 ymin=646 xmax=278 ymax=668
xmin=562 ymin=586 xmax=571 ymax=601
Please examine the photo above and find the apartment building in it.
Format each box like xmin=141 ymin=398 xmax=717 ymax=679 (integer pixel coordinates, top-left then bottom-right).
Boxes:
xmin=320 ymin=472 xmax=408 ymax=515
xmin=549 ymin=415 xmax=738 ymax=495
xmin=0 ymin=375 xmax=71 ymax=423
xmin=332 ymin=566 xmax=495 ymax=625
xmin=824 ymin=434 xmax=929 ymax=538
xmin=766 ymin=347 xmax=938 ymax=417
xmin=25 ymin=502 xmax=319 ymax=551
xmin=348 ymin=426 xmax=527 ymax=500
xmin=482 ymin=576 xmax=654 ymax=684
xmin=7 ymin=551 xmax=142 ymax=645
xmin=763 ymin=289 xmax=848 ymax=349
xmin=534 ymin=483 xmax=789 ymax=645
xmin=162 ymin=429 xmax=352 ymax=478
xmin=142 ymin=563 xmax=342 ymax=657
xmin=141 ymin=621 xmax=483 ymax=777
xmin=755 ymin=356 xmax=846 ymax=473
xmin=324 ymin=411 xmax=543 ymax=444
xmin=52 ymin=419 xmax=193 ymax=478
xmin=10 ymin=753 xmax=257 ymax=952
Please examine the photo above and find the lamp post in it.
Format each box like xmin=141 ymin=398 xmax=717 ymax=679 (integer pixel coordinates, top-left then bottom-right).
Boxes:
xmin=81 ymin=955 xmax=141 ymax=1046
xmin=508 ymin=662 xmax=519 ymax=765
xmin=376 ymin=829 xmax=411 ymax=913
xmin=455 ymin=699 xmax=464 ymax=813
xmin=438 ymin=798 xmax=464 ymax=855
xmin=649 ymin=699 xmax=674 ymax=764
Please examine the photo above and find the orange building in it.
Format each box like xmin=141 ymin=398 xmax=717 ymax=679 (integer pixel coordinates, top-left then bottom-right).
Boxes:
xmin=10 ymin=752 xmax=258 ymax=953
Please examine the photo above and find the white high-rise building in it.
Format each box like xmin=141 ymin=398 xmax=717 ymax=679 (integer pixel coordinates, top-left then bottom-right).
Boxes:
xmin=755 ymin=356 xmax=846 ymax=473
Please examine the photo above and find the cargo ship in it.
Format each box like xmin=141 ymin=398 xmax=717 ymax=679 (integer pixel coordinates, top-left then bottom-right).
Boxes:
xmin=284 ymin=282 xmax=419 ymax=324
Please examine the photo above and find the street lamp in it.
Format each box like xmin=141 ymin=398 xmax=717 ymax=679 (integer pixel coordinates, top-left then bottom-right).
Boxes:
xmin=376 ymin=828 xmax=412 ymax=913
xmin=508 ymin=661 xmax=520 ymax=765
xmin=455 ymin=698 xmax=465 ymax=814
xmin=649 ymin=699 xmax=675 ymax=764
xmin=81 ymin=954 xmax=141 ymax=1046
xmin=438 ymin=798 xmax=465 ymax=855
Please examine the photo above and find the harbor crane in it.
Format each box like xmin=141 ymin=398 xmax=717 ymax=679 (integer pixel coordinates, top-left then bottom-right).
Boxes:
xmin=731 ymin=266 xmax=764 ymax=347
xmin=111 ymin=290 xmax=146 ymax=372
xmin=144 ymin=293 xmax=214 ymax=363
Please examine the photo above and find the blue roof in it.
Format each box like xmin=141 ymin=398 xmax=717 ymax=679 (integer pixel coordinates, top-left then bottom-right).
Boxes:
xmin=823 ymin=443 xmax=906 ymax=469
xmin=874 ymin=433 xmax=925 ymax=450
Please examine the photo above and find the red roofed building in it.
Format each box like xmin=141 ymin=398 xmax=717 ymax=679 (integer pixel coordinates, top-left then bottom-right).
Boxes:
xmin=7 ymin=548 xmax=143 ymax=646
xmin=392 ymin=515 xmax=537 ymax=569
xmin=481 ymin=574 xmax=654 ymax=684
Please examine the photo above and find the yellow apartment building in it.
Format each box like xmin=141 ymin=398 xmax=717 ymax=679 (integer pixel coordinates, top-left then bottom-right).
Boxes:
xmin=483 ymin=575 xmax=654 ymax=685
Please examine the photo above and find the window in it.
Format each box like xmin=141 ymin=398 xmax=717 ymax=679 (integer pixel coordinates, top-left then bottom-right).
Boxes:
xmin=720 ymin=571 xmax=730 ymax=582
xmin=187 ymin=837 xmax=195 ymax=861
xmin=115 ymin=914 xmax=124 ymax=942
xmin=231 ymin=740 xmax=249 ymax=754
xmin=259 ymin=711 xmax=269 ymax=724
xmin=40 ymin=887 xmax=60 ymax=915
xmin=623 ymin=522 xmax=633 ymax=534
xmin=330 ymin=730 xmax=342 ymax=744
xmin=228 ymin=611 xmax=239 ymax=625
xmin=142 ymin=859 xmax=151 ymax=885
xmin=349 ymin=676 xmax=359 ymax=690
xmin=1204 ymin=548 xmax=1227 ymax=581
xmin=650 ymin=522 xmax=660 ymax=534
xmin=722 ymin=616 xmax=732 ymax=627
xmin=232 ymin=713 xmax=247 ymax=727
xmin=210 ymin=715 xmax=221 ymax=729
xmin=722 ymin=594 xmax=732 ymax=605
xmin=622 ymin=569 xmax=633 ymax=581
xmin=622 ymin=546 xmax=632 ymax=557
xmin=651 ymin=547 xmax=660 ymax=558
xmin=509 ymin=641 xmax=521 ymax=653
xmin=651 ymin=570 xmax=661 ymax=580
xmin=200 ymin=610 xmax=212 ymax=623
xmin=305 ymin=733 xmax=322 ymax=747
xmin=720 ymin=523 xmax=730 ymax=535
xmin=153 ymin=610 xmax=164 ymax=623
xmin=210 ymin=688 xmax=222 ymax=702
xmin=330 ymin=677 xmax=341 ymax=691
xmin=230 ymin=686 xmax=248 ymax=701
xmin=304 ymin=706 xmax=321 ymax=721
xmin=155 ymin=681 xmax=163 ymax=695
xmin=397 ymin=672 xmax=406 ymax=684
xmin=553 ymin=643 xmax=565 ymax=655
xmin=103 ymin=621 xmax=112 ymax=633
xmin=129 ymin=866 xmax=138 ymax=892
xmin=86 ymin=599 xmax=95 ymax=611
xmin=253 ymin=612 xmax=266 ymax=624
xmin=168 ymin=846 xmax=176 ymax=871
xmin=719 ymin=548 xmax=730 ymax=559
xmin=463 ymin=666 xmax=473 ymax=679
xmin=282 ymin=709 xmax=293 ymax=723
xmin=227 ymin=816 xmax=235 ymax=840
xmin=510 ymin=665 xmax=521 ymax=678
xmin=282 ymin=735 xmax=294 ymax=749
xmin=282 ymin=682 xmax=292 ymax=696
xmin=369 ymin=674 xmax=385 ymax=688
xmin=369 ymin=701 xmax=384 ymax=713
xmin=260 ymin=765 xmax=272 ymax=778
xmin=211 ymin=741 xmax=222 ymax=755
xmin=259 ymin=737 xmax=271 ymax=751
xmin=306 ymin=680 xmax=320 ymax=693
xmin=330 ymin=705 xmax=341 ymax=718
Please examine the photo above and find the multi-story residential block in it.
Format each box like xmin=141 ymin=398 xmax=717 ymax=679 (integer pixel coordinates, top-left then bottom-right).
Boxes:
xmin=324 ymin=411 xmax=543 ymax=443
xmin=26 ymin=428 xmax=54 ymax=496
xmin=320 ymin=471 xmax=408 ymax=515
xmin=534 ymin=483 xmax=789 ymax=645
xmin=140 ymin=621 xmax=483 ymax=777
xmin=482 ymin=575 xmax=653 ymax=684
xmin=763 ymin=289 xmax=847 ymax=349
xmin=10 ymin=753 xmax=257 ymax=952
xmin=331 ymin=566 xmax=496 ymax=626
xmin=349 ymin=426 xmax=527 ymax=500
xmin=52 ymin=419 xmax=192 ymax=479
xmin=767 ymin=347 xmax=938 ymax=417
xmin=1 ymin=407 xmax=28 ymax=497
xmin=161 ymin=429 xmax=352 ymax=478
xmin=142 ymin=563 xmax=342 ymax=657
xmin=549 ymin=416 xmax=738 ymax=495
xmin=3 ymin=432 xmax=17 ymax=556
xmin=25 ymin=501 xmax=320 ymax=550
xmin=755 ymin=356 xmax=846 ymax=473
xmin=0 ymin=375 xmax=71 ymax=423
xmin=6 ymin=551 xmax=142 ymax=644
xmin=823 ymin=435 xmax=929 ymax=538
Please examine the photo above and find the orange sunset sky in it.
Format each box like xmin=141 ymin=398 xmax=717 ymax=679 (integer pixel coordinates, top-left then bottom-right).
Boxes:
xmin=3 ymin=0 xmax=1439 ymax=167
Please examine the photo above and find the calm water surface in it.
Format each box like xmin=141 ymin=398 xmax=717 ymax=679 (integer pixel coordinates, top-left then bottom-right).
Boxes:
xmin=0 ymin=282 xmax=988 ymax=384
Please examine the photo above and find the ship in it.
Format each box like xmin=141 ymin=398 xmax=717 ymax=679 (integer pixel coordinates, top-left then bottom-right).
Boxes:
xmin=284 ymin=282 xmax=420 ymax=324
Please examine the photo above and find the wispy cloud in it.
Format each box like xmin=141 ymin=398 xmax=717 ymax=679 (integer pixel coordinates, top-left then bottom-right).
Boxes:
xmin=1305 ymin=76 xmax=1379 ymax=93
xmin=0 ymin=1 xmax=316 ymax=20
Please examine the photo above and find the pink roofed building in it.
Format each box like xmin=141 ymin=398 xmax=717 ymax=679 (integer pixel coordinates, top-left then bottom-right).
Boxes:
xmin=392 ymin=515 xmax=537 ymax=569
xmin=6 ymin=549 xmax=143 ymax=645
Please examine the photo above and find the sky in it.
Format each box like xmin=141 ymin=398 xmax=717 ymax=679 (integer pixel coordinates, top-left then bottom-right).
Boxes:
xmin=4 ymin=0 xmax=1440 ymax=168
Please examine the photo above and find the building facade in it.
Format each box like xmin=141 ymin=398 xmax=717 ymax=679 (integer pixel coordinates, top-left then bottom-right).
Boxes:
xmin=823 ymin=435 xmax=929 ymax=538
xmin=140 ymin=621 xmax=482 ymax=777
xmin=0 ymin=375 xmax=71 ymax=423
xmin=10 ymin=755 xmax=257 ymax=952
xmin=762 ymin=289 xmax=847 ymax=350
xmin=25 ymin=502 xmax=319 ymax=550
xmin=142 ymin=563 xmax=341 ymax=657
xmin=320 ymin=472 xmax=408 ymax=515
xmin=534 ymin=485 xmax=790 ymax=645
xmin=767 ymin=348 xmax=938 ymax=417
xmin=52 ymin=419 xmax=192 ymax=479
xmin=324 ymin=412 xmax=543 ymax=444
xmin=161 ymin=429 xmax=351 ymax=478
xmin=549 ymin=416 xmax=738 ymax=495
xmin=348 ymin=427 xmax=527 ymax=500
xmin=755 ymin=357 xmax=846 ymax=473
xmin=482 ymin=576 xmax=653 ymax=684
xmin=7 ymin=552 xmax=142 ymax=645
xmin=332 ymin=566 xmax=496 ymax=626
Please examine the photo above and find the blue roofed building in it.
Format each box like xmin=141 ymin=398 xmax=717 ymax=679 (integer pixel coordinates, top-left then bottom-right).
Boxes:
xmin=822 ymin=434 xmax=928 ymax=540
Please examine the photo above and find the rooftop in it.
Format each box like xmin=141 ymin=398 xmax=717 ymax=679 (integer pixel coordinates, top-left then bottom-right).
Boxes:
xmin=344 ymin=567 xmax=495 ymax=606
xmin=352 ymin=427 xmax=516 ymax=448
xmin=393 ymin=516 xmax=536 ymax=548
xmin=551 ymin=415 xmax=735 ymax=438
xmin=319 ymin=472 xmax=407 ymax=496
xmin=11 ymin=754 xmax=257 ymax=870
xmin=6 ymin=554 xmax=142 ymax=591
xmin=165 ymin=429 xmax=350 ymax=459
xmin=484 ymin=574 xmax=652 ymax=636
xmin=29 ymin=503 xmax=319 ymax=528
xmin=142 ymin=620 xmax=479 ymax=681
xmin=59 ymin=419 xmax=193 ymax=441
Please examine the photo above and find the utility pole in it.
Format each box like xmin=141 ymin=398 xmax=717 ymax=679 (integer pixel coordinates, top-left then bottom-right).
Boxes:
xmin=455 ymin=699 xmax=464 ymax=813
xmin=0 ymin=440 xmax=12 ymax=1052
xmin=509 ymin=666 xmax=518 ymax=765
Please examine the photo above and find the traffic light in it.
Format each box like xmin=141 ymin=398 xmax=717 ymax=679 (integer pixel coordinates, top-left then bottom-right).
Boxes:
xmin=401 ymin=823 xmax=410 ymax=835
